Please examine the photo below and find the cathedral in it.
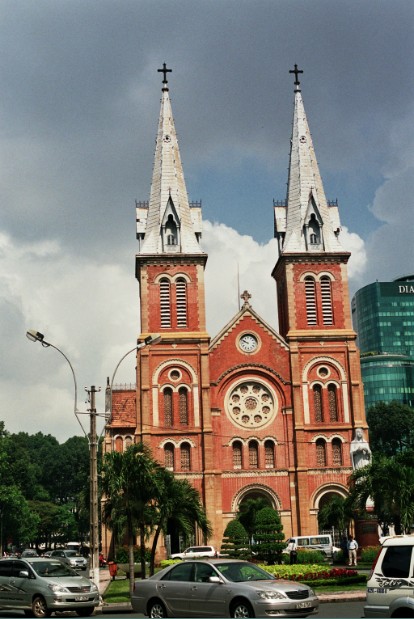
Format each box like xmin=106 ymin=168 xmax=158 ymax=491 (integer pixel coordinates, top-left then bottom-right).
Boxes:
xmin=103 ymin=64 xmax=368 ymax=557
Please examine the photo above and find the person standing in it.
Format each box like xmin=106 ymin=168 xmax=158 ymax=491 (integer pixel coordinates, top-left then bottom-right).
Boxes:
xmin=287 ymin=539 xmax=298 ymax=564
xmin=348 ymin=536 xmax=358 ymax=566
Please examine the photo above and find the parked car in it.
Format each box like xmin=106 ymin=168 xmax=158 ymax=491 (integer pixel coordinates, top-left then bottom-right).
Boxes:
xmin=21 ymin=549 xmax=39 ymax=557
xmin=50 ymin=549 xmax=88 ymax=571
xmin=131 ymin=558 xmax=319 ymax=618
xmin=0 ymin=556 xmax=99 ymax=617
xmin=170 ymin=545 xmax=217 ymax=560
xmin=365 ymin=535 xmax=414 ymax=617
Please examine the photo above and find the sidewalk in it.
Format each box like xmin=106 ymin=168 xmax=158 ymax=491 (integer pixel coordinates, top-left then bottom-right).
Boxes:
xmin=98 ymin=567 xmax=133 ymax=614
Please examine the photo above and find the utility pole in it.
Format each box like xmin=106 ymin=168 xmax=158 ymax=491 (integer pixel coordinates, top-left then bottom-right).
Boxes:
xmin=87 ymin=386 xmax=100 ymax=585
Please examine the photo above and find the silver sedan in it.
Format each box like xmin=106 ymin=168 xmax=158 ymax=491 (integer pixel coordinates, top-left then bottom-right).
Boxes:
xmin=131 ymin=558 xmax=319 ymax=618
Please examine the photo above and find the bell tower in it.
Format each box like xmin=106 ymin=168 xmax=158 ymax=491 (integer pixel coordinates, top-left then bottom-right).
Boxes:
xmin=272 ymin=66 xmax=367 ymax=533
xmin=134 ymin=65 xmax=221 ymax=548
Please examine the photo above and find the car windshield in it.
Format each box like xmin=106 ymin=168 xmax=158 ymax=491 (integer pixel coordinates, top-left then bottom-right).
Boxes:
xmin=216 ymin=562 xmax=275 ymax=582
xmin=65 ymin=550 xmax=78 ymax=557
xmin=29 ymin=560 xmax=78 ymax=577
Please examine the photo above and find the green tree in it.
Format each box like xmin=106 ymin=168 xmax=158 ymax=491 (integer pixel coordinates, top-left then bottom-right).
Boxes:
xmin=237 ymin=497 xmax=270 ymax=544
xmin=348 ymin=452 xmax=414 ymax=535
xmin=221 ymin=520 xmax=249 ymax=559
xmin=101 ymin=443 xmax=162 ymax=594
xmin=149 ymin=469 xmax=212 ymax=575
xmin=253 ymin=507 xmax=285 ymax=565
xmin=367 ymin=401 xmax=414 ymax=456
xmin=317 ymin=495 xmax=353 ymax=536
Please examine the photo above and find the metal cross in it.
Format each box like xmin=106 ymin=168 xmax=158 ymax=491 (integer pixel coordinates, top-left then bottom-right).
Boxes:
xmin=289 ymin=64 xmax=303 ymax=86
xmin=158 ymin=63 xmax=172 ymax=85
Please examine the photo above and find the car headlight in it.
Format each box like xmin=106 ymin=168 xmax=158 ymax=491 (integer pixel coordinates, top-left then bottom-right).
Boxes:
xmin=308 ymin=588 xmax=315 ymax=597
xmin=256 ymin=590 xmax=287 ymax=600
xmin=48 ymin=583 xmax=70 ymax=594
xmin=90 ymin=582 xmax=98 ymax=593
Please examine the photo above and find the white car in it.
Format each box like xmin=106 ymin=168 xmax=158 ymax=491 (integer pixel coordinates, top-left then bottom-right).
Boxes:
xmin=170 ymin=545 xmax=217 ymax=560
xmin=365 ymin=535 xmax=414 ymax=617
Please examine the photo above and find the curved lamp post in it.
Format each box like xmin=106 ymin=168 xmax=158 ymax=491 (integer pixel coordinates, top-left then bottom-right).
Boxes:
xmin=26 ymin=328 xmax=161 ymax=585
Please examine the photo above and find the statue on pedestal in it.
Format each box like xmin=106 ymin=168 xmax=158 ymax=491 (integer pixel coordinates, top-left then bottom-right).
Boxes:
xmin=350 ymin=428 xmax=372 ymax=470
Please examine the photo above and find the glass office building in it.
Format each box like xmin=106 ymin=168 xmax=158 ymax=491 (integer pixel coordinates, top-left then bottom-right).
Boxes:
xmin=352 ymin=275 xmax=414 ymax=410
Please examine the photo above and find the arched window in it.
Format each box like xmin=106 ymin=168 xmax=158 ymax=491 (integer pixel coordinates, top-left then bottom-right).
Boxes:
xmin=313 ymin=384 xmax=323 ymax=422
xmin=316 ymin=439 xmax=327 ymax=467
xmin=165 ymin=214 xmax=178 ymax=246
xmin=249 ymin=440 xmax=259 ymax=469
xmin=176 ymin=278 xmax=188 ymax=328
xmin=320 ymin=276 xmax=333 ymax=325
xmin=125 ymin=436 xmax=133 ymax=450
xmin=332 ymin=439 xmax=343 ymax=466
xmin=328 ymin=384 xmax=339 ymax=421
xmin=233 ymin=441 xmax=243 ymax=469
xmin=160 ymin=278 xmax=171 ymax=328
xmin=164 ymin=387 xmax=173 ymax=427
xmin=164 ymin=443 xmax=175 ymax=470
xmin=179 ymin=387 xmax=188 ymax=425
xmin=308 ymin=214 xmax=321 ymax=245
xmin=180 ymin=443 xmax=191 ymax=471
xmin=264 ymin=440 xmax=275 ymax=468
xmin=310 ymin=233 xmax=317 ymax=244
xmin=305 ymin=277 xmax=317 ymax=325
xmin=115 ymin=436 xmax=123 ymax=453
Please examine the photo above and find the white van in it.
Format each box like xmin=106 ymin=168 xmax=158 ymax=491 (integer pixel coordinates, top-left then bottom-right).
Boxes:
xmin=285 ymin=534 xmax=334 ymax=557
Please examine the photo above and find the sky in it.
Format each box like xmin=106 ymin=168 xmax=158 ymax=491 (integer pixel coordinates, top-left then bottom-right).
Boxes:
xmin=1 ymin=0 xmax=413 ymax=442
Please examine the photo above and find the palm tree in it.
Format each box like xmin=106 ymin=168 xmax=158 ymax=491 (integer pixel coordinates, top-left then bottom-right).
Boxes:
xmin=148 ymin=468 xmax=212 ymax=575
xmin=101 ymin=443 xmax=162 ymax=594
xmin=348 ymin=453 xmax=414 ymax=535
xmin=237 ymin=497 xmax=270 ymax=546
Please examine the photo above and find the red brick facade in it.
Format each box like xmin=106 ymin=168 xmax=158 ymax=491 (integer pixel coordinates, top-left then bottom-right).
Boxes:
xmin=102 ymin=73 xmax=367 ymax=559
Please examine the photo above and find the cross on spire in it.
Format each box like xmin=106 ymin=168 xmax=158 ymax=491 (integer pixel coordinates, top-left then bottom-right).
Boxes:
xmin=289 ymin=64 xmax=303 ymax=87
xmin=158 ymin=63 xmax=172 ymax=88
xmin=240 ymin=290 xmax=252 ymax=307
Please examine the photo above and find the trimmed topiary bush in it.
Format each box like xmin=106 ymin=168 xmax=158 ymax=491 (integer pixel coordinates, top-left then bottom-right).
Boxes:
xmin=221 ymin=520 xmax=250 ymax=559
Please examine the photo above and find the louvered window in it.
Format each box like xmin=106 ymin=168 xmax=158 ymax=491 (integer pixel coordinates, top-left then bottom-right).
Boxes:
xmin=265 ymin=440 xmax=275 ymax=468
xmin=179 ymin=387 xmax=188 ymax=425
xmin=332 ymin=439 xmax=343 ymax=466
xmin=305 ymin=277 xmax=317 ymax=325
xmin=160 ymin=279 xmax=171 ymax=328
xmin=176 ymin=278 xmax=187 ymax=328
xmin=316 ymin=439 xmax=327 ymax=467
xmin=321 ymin=277 xmax=333 ymax=325
xmin=313 ymin=384 xmax=323 ymax=422
xmin=164 ymin=444 xmax=174 ymax=470
xmin=249 ymin=440 xmax=259 ymax=469
xmin=328 ymin=384 xmax=338 ymax=421
xmin=180 ymin=443 xmax=191 ymax=471
xmin=233 ymin=441 xmax=242 ymax=469
xmin=164 ymin=387 xmax=173 ymax=427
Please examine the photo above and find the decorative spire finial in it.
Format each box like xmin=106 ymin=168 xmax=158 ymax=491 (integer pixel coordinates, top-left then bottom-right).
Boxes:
xmin=158 ymin=63 xmax=172 ymax=91
xmin=289 ymin=64 xmax=303 ymax=90
xmin=240 ymin=290 xmax=252 ymax=307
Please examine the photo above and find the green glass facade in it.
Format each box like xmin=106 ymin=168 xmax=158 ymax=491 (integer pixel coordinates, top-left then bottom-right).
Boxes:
xmin=352 ymin=275 xmax=414 ymax=410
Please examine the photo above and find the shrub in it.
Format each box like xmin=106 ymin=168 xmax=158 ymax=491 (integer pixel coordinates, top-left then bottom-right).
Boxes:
xmin=295 ymin=550 xmax=326 ymax=565
xmin=115 ymin=545 xmax=150 ymax=563
xmin=361 ymin=545 xmax=380 ymax=564
xmin=221 ymin=520 xmax=250 ymax=559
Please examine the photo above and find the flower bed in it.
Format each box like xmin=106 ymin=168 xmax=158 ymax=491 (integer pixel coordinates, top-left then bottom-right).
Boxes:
xmin=259 ymin=563 xmax=366 ymax=585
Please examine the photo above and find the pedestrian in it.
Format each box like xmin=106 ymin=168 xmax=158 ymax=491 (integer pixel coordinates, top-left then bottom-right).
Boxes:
xmin=287 ymin=539 xmax=298 ymax=565
xmin=347 ymin=536 xmax=358 ymax=566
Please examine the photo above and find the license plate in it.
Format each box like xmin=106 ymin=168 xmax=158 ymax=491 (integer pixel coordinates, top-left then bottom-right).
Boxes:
xmin=296 ymin=601 xmax=312 ymax=609
xmin=75 ymin=595 xmax=88 ymax=601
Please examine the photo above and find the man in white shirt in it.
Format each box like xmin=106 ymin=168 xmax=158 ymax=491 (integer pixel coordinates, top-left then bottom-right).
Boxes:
xmin=347 ymin=536 xmax=358 ymax=566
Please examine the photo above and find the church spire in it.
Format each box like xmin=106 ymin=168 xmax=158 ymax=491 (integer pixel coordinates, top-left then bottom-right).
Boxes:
xmin=275 ymin=65 xmax=343 ymax=254
xmin=138 ymin=64 xmax=203 ymax=255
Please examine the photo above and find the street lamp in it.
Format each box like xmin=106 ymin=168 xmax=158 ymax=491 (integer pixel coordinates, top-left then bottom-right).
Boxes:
xmin=26 ymin=329 xmax=161 ymax=585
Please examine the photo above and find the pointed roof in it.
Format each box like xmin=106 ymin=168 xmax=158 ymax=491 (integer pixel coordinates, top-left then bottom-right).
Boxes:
xmin=281 ymin=66 xmax=343 ymax=253
xmin=140 ymin=65 xmax=203 ymax=255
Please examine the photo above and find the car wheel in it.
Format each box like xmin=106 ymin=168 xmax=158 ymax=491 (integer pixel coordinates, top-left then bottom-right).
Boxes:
xmin=148 ymin=599 xmax=168 ymax=617
xmin=230 ymin=599 xmax=254 ymax=618
xmin=76 ymin=607 xmax=95 ymax=617
xmin=31 ymin=596 xmax=52 ymax=618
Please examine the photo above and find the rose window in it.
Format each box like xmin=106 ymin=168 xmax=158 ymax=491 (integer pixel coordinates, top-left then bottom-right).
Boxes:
xmin=226 ymin=381 xmax=276 ymax=429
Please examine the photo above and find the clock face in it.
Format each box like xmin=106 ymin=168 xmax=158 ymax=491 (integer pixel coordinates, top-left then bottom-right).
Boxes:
xmin=239 ymin=333 xmax=258 ymax=352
